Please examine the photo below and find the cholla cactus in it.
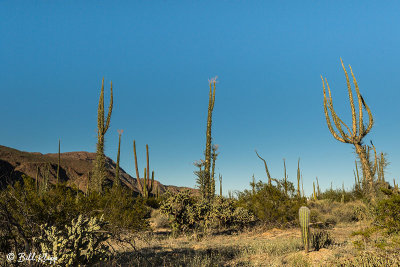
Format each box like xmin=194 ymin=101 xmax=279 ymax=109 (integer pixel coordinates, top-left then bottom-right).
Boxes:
xmin=34 ymin=214 xmax=110 ymax=266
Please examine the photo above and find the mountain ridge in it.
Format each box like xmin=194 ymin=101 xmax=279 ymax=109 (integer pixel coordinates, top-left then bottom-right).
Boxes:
xmin=0 ymin=145 xmax=197 ymax=195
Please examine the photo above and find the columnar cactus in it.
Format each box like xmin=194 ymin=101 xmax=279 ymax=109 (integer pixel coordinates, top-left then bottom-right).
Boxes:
xmin=114 ymin=129 xmax=123 ymax=188
xmin=297 ymin=158 xmax=301 ymax=197
xmin=321 ymin=59 xmax=375 ymax=195
xmin=93 ymin=78 xmax=113 ymax=193
xmin=299 ymin=206 xmax=310 ymax=253
xmin=204 ymin=76 xmax=217 ymax=202
xmin=133 ymin=141 xmax=154 ymax=198
xmin=283 ymin=158 xmax=288 ymax=195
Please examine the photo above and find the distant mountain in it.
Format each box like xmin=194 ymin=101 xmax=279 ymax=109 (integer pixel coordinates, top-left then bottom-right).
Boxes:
xmin=0 ymin=145 xmax=198 ymax=195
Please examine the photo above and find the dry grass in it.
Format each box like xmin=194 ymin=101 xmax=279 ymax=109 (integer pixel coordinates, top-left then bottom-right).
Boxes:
xmin=104 ymin=220 xmax=400 ymax=267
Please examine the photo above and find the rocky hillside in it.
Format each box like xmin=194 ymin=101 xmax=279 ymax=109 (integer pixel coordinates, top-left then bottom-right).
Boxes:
xmin=0 ymin=145 xmax=197 ymax=195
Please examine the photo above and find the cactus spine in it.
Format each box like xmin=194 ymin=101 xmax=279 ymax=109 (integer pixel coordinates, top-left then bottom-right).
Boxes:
xmin=93 ymin=78 xmax=113 ymax=193
xmin=114 ymin=130 xmax=123 ymax=188
xmin=321 ymin=59 xmax=375 ymax=195
xmin=255 ymin=150 xmax=272 ymax=186
xmin=299 ymin=206 xmax=310 ymax=253
xmin=133 ymin=141 xmax=154 ymax=198
xmin=204 ymin=76 xmax=217 ymax=202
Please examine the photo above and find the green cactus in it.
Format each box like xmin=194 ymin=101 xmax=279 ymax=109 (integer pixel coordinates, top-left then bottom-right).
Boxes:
xmin=93 ymin=78 xmax=113 ymax=193
xmin=133 ymin=141 xmax=154 ymax=198
xmin=316 ymin=177 xmax=321 ymax=196
xmin=283 ymin=158 xmax=288 ymax=196
xmin=321 ymin=59 xmax=376 ymax=195
xmin=114 ymin=129 xmax=123 ymax=188
xmin=204 ymin=76 xmax=217 ymax=202
xmin=299 ymin=206 xmax=310 ymax=253
xmin=313 ymin=182 xmax=317 ymax=201
xmin=297 ymin=158 xmax=301 ymax=197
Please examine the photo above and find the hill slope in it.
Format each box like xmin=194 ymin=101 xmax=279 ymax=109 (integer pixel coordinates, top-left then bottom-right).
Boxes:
xmin=0 ymin=145 xmax=196 ymax=195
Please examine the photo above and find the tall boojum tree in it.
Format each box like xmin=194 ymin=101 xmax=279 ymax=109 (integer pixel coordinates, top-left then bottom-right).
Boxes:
xmin=321 ymin=59 xmax=376 ymax=195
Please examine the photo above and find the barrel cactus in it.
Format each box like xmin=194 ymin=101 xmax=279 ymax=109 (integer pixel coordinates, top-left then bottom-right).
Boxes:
xmin=299 ymin=206 xmax=310 ymax=253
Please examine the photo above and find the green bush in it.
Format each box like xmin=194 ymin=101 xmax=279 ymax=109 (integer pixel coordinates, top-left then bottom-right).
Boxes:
xmin=236 ymin=179 xmax=306 ymax=227
xmin=0 ymin=175 xmax=150 ymax=258
xmin=375 ymin=189 xmax=400 ymax=234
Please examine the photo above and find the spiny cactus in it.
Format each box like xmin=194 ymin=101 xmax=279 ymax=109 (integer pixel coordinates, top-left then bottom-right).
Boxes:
xmin=133 ymin=140 xmax=154 ymax=198
xmin=321 ymin=59 xmax=375 ymax=195
xmin=316 ymin=177 xmax=321 ymax=196
xmin=114 ymin=129 xmax=123 ymax=188
xmin=34 ymin=214 xmax=110 ymax=266
xmin=297 ymin=158 xmax=301 ymax=197
xmin=93 ymin=78 xmax=113 ymax=193
xmin=299 ymin=206 xmax=310 ymax=253
xmin=313 ymin=182 xmax=317 ymax=201
xmin=204 ymin=76 xmax=217 ymax=202
xmin=283 ymin=158 xmax=288 ymax=195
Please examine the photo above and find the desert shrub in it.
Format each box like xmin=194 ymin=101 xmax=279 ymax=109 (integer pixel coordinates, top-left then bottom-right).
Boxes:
xmin=318 ymin=188 xmax=358 ymax=202
xmin=160 ymin=190 xmax=255 ymax=234
xmin=308 ymin=199 xmax=367 ymax=225
xmin=0 ymin=174 xmax=150 ymax=259
xmin=340 ymin=251 xmax=400 ymax=266
xmin=150 ymin=208 xmax=170 ymax=229
xmin=236 ymin=179 xmax=306 ymax=227
xmin=311 ymin=229 xmax=334 ymax=251
xmin=33 ymin=214 xmax=110 ymax=266
xmin=374 ymin=188 xmax=400 ymax=234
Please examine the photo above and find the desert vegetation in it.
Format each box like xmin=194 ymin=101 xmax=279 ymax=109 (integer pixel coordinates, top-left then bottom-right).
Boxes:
xmin=1 ymin=61 xmax=399 ymax=266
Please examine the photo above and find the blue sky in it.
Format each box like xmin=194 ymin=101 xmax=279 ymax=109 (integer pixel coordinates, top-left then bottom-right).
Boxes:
xmin=1 ymin=1 xmax=399 ymax=196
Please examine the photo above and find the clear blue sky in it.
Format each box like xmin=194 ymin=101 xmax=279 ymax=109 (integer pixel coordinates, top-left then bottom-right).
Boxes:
xmin=1 ymin=1 xmax=399 ymax=196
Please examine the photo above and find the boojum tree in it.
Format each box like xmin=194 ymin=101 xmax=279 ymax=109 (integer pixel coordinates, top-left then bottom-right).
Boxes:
xmin=321 ymin=59 xmax=376 ymax=195
xmin=93 ymin=78 xmax=113 ymax=193
xmin=203 ymin=76 xmax=217 ymax=202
